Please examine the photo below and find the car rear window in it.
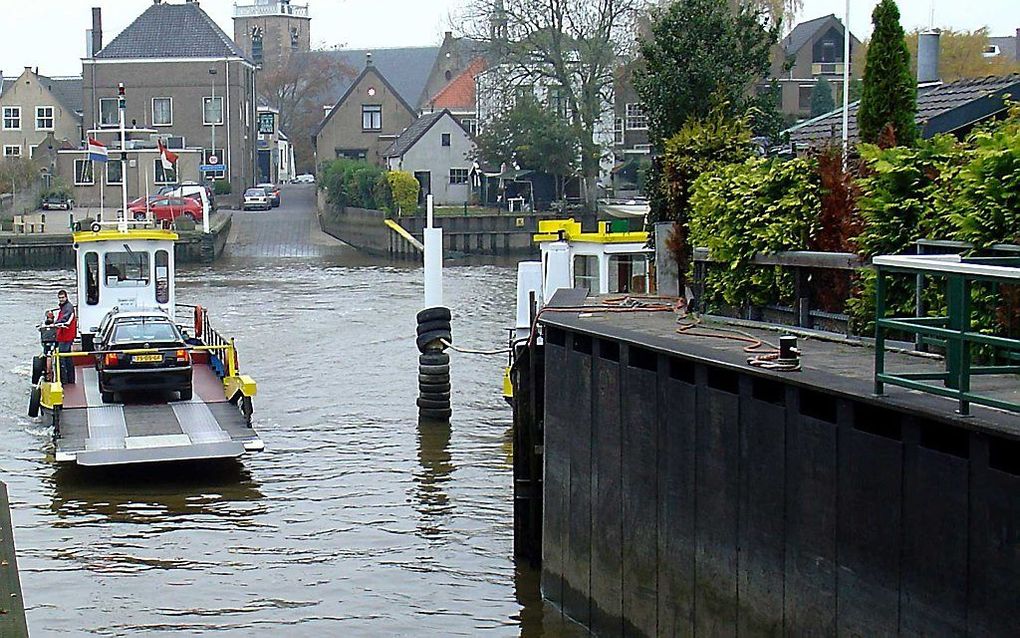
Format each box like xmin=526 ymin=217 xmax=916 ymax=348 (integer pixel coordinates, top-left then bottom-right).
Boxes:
xmin=245 ymin=189 xmax=266 ymax=196
xmin=111 ymin=320 xmax=180 ymax=344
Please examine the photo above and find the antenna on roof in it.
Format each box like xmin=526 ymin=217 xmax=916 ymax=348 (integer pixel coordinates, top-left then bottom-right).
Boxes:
xmin=929 ymin=0 xmax=935 ymax=29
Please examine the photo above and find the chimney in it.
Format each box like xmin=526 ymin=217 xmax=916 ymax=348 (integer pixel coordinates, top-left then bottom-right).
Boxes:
xmin=91 ymin=7 xmax=103 ymax=57
xmin=366 ymin=52 xmax=373 ymax=67
xmin=917 ymin=29 xmax=940 ymax=84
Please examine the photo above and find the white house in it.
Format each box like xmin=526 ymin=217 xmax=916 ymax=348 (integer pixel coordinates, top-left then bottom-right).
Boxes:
xmin=383 ymin=109 xmax=476 ymax=206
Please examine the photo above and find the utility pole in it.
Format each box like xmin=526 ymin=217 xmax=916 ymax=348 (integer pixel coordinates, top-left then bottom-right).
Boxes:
xmin=209 ymin=68 xmax=218 ymax=182
xmin=118 ymin=82 xmax=128 ymax=232
xmin=841 ymin=0 xmax=850 ymax=171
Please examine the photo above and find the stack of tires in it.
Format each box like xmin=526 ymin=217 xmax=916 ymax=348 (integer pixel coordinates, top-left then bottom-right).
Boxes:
xmin=417 ymin=307 xmax=452 ymax=422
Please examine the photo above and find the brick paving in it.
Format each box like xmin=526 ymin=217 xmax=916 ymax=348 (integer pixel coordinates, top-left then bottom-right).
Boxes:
xmin=225 ymin=184 xmax=348 ymax=258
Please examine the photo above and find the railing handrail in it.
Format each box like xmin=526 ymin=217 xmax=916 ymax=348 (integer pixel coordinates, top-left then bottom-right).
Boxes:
xmin=874 ymin=254 xmax=1020 ymax=283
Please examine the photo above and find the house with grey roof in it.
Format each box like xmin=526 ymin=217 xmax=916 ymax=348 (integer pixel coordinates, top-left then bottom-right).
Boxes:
xmin=1 ymin=67 xmax=83 ymax=160
xmin=987 ymin=30 xmax=1019 ymax=61
xmin=76 ymin=0 xmax=258 ymax=205
xmin=383 ymin=110 xmax=476 ymax=206
xmin=767 ymin=14 xmax=862 ymax=119
xmin=785 ymin=74 xmax=1020 ymax=149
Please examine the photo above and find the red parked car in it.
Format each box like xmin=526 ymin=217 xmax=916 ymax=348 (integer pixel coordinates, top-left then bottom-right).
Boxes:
xmin=128 ymin=196 xmax=203 ymax=223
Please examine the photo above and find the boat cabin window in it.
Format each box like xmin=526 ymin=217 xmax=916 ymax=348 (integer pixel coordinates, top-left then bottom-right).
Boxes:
xmin=155 ymin=250 xmax=170 ymax=304
xmin=105 ymin=251 xmax=151 ymax=288
xmin=609 ymin=255 xmax=648 ymax=294
xmin=84 ymin=252 xmax=100 ymax=305
xmin=573 ymin=255 xmax=600 ymax=292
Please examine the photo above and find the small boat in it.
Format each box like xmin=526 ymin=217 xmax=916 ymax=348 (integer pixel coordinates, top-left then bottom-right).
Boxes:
xmin=27 ymin=223 xmax=264 ymax=467
xmin=503 ymin=218 xmax=653 ymax=400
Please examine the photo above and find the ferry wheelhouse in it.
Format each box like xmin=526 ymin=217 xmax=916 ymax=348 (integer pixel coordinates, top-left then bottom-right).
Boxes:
xmin=28 ymin=224 xmax=263 ymax=466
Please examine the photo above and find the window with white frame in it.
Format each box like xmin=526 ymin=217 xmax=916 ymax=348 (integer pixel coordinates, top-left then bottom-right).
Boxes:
xmin=625 ymin=103 xmax=647 ymax=130
xmin=99 ymin=98 xmax=119 ymax=126
xmin=203 ymin=96 xmax=223 ymax=125
xmin=29 ymin=144 xmax=38 ymax=158
xmin=614 ymin=117 xmax=624 ymax=145
xmin=152 ymin=97 xmax=173 ymax=126
xmin=449 ymin=168 xmax=469 ymax=185
xmin=35 ymin=106 xmax=54 ymax=130
xmin=154 ymin=158 xmax=176 ymax=184
xmin=362 ymin=104 xmax=382 ymax=130
xmin=74 ymin=159 xmax=94 ymax=185
xmin=2 ymin=106 xmax=21 ymax=130
xmin=106 ymin=159 xmax=123 ymax=185
xmin=2 ymin=145 xmax=21 ymax=157
xmin=461 ymin=117 xmax=477 ymax=136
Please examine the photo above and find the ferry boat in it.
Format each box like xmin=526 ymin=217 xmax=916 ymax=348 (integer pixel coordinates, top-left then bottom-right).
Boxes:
xmin=503 ymin=218 xmax=653 ymax=398
xmin=27 ymin=223 xmax=264 ymax=466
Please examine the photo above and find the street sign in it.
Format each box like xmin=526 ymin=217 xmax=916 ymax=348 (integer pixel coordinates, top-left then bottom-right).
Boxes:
xmin=200 ymin=164 xmax=226 ymax=172
xmin=208 ymin=155 xmax=219 ymax=164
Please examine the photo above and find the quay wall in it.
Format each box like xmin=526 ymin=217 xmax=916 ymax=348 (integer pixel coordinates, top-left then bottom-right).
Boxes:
xmin=316 ymin=190 xmax=569 ymax=259
xmin=0 ymin=213 xmax=232 ymax=270
xmin=539 ymin=321 xmax=1020 ymax=637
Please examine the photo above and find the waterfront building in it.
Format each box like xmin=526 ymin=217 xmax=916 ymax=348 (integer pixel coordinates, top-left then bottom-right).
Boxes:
xmin=76 ymin=0 xmax=258 ymax=203
xmin=383 ymin=110 xmax=477 ymax=206
xmin=232 ymin=0 xmax=311 ymax=77
xmin=0 ymin=68 xmax=82 ymax=160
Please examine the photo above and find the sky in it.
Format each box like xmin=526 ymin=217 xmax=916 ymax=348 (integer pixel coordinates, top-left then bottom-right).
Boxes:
xmin=1 ymin=0 xmax=1018 ymax=78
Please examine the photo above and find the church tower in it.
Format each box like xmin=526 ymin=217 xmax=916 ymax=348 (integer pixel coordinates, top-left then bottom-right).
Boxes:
xmin=232 ymin=0 xmax=311 ymax=75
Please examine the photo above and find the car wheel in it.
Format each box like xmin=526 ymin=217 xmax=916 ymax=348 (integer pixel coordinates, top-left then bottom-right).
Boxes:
xmin=101 ymin=391 xmax=115 ymax=404
xmin=184 ymin=213 xmax=196 ymax=222
xmin=134 ymin=212 xmax=146 ymax=221
xmin=179 ymin=387 xmax=193 ymax=401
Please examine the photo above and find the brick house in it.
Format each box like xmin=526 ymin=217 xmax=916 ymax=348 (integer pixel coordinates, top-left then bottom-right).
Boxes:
xmin=0 ymin=68 xmax=82 ymax=160
xmin=73 ymin=0 xmax=258 ymax=206
xmin=768 ymin=14 xmax=862 ymax=120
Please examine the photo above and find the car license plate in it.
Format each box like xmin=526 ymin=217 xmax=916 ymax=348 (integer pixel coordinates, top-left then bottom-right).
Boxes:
xmin=132 ymin=354 xmax=163 ymax=363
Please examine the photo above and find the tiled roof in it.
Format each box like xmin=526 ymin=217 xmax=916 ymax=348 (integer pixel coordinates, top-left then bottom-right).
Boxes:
xmin=786 ymin=74 xmax=1020 ymax=148
xmin=1 ymin=74 xmax=83 ymax=116
xmin=427 ymin=58 xmax=485 ymax=111
xmin=383 ymin=110 xmax=447 ymax=158
xmin=783 ymin=14 xmax=839 ymax=56
xmin=321 ymin=47 xmax=440 ymax=109
xmin=95 ymin=2 xmax=250 ymax=62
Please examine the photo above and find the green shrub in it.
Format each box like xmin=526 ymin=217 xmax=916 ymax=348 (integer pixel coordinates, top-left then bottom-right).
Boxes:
xmin=213 ymin=180 xmax=232 ymax=196
xmin=690 ymin=156 xmax=820 ymax=307
xmin=320 ymin=159 xmax=392 ymax=212
xmin=387 ymin=171 xmax=419 ymax=215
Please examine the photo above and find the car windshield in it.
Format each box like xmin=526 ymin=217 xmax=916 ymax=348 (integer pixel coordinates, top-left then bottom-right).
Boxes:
xmin=245 ymin=189 xmax=266 ymax=196
xmin=110 ymin=320 xmax=180 ymax=345
xmin=257 ymin=184 xmax=275 ymax=190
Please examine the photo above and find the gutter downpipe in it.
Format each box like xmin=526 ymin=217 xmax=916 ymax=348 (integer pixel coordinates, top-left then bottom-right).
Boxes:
xmin=225 ymin=58 xmax=232 ymax=196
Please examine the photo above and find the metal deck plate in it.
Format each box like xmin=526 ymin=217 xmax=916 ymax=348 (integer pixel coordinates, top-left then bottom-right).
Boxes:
xmin=74 ymin=441 xmax=246 ymax=467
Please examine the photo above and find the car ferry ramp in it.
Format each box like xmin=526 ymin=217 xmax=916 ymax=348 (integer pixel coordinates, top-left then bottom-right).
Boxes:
xmin=55 ymin=363 xmax=263 ymax=466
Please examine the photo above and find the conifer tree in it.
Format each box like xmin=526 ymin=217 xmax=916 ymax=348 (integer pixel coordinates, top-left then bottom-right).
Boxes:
xmin=858 ymin=0 xmax=917 ymax=145
xmin=809 ymin=76 xmax=835 ymax=118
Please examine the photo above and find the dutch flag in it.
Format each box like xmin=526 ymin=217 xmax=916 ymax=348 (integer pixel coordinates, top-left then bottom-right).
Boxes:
xmin=87 ymin=137 xmax=108 ymax=163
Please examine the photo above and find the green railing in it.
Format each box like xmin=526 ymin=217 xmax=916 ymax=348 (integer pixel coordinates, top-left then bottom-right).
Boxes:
xmin=874 ymin=254 xmax=1020 ymax=416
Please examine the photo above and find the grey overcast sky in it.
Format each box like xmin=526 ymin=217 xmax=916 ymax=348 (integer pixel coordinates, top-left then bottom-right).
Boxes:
xmin=1 ymin=0 xmax=1018 ymax=77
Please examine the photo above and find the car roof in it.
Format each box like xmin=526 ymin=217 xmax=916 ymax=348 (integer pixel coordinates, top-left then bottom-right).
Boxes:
xmin=110 ymin=311 xmax=172 ymax=320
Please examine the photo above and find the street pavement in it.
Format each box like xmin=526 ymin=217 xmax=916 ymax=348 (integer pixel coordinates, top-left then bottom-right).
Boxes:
xmin=225 ymin=183 xmax=349 ymax=258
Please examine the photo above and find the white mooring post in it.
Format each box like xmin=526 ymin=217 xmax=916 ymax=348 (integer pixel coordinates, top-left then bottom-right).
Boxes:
xmin=423 ymin=193 xmax=443 ymax=307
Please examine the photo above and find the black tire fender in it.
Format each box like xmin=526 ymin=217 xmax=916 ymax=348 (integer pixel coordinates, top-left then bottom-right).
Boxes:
xmin=419 ymin=363 xmax=450 ymax=376
xmin=416 ymin=307 xmax=451 ymax=323
xmin=419 ymin=407 xmax=453 ymax=421
xmin=416 ymin=318 xmax=452 ymax=336
xmin=32 ymin=356 xmax=46 ymax=384
xmin=419 ymin=382 xmax=451 ymax=393
xmin=416 ymin=329 xmax=452 ymax=353
xmin=418 ymin=373 xmax=450 ymax=385
xmin=418 ymin=391 xmax=452 ymax=403
xmin=419 ymin=352 xmax=450 ymax=366
xmin=28 ymin=386 xmax=41 ymax=418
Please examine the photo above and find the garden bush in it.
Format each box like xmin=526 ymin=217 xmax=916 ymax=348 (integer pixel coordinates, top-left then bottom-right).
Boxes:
xmin=320 ymin=159 xmax=393 ymax=213
xmin=386 ymin=171 xmax=419 ymax=215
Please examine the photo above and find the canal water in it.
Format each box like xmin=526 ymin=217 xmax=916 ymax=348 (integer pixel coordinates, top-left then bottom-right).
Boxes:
xmin=0 ymin=247 xmax=583 ymax=635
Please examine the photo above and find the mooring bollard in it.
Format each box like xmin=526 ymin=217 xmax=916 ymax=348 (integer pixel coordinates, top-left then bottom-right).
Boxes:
xmin=417 ymin=306 xmax=452 ymax=422
xmin=418 ymin=193 xmax=450 ymax=422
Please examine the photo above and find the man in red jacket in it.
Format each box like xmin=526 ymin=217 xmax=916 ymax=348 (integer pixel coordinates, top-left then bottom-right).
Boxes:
xmin=54 ymin=290 xmax=77 ymax=384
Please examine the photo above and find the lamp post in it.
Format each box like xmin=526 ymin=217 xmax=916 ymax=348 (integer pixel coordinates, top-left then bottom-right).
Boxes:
xmin=209 ymin=68 xmax=217 ymax=181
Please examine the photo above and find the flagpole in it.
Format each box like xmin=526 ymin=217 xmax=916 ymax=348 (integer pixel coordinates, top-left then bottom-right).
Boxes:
xmin=144 ymin=160 xmax=150 ymax=224
xmin=100 ymin=156 xmax=104 ymax=224
xmin=841 ymin=0 xmax=851 ymax=171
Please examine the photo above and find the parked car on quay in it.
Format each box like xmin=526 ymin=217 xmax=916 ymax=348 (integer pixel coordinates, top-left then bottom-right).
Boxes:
xmin=255 ymin=183 xmax=281 ymax=207
xmin=293 ymin=174 xmax=315 ymax=184
xmin=40 ymin=193 xmax=74 ymax=211
xmin=94 ymin=310 xmax=193 ymax=403
xmin=243 ymin=187 xmax=271 ymax=211
xmin=128 ymin=196 xmax=204 ymax=224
